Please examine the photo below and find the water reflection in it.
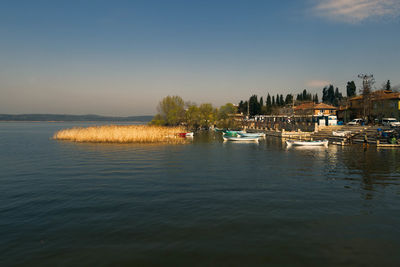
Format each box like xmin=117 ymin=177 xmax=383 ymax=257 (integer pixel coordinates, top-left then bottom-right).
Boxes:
xmin=3 ymin=124 xmax=400 ymax=266
xmin=54 ymin=131 xmax=400 ymax=201
xmin=334 ymin=145 xmax=400 ymax=200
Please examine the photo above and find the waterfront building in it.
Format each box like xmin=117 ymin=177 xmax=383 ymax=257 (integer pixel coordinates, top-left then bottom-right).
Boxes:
xmin=338 ymin=90 xmax=400 ymax=122
xmin=294 ymin=102 xmax=337 ymax=116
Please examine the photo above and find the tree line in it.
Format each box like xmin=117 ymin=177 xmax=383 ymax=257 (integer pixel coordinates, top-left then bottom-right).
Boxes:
xmin=152 ymin=79 xmax=393 ymax=126
xmin=237 ymin=89 xmax=325 ymax=116
xmin=150 ymin=96 xmax=238 ymax=130
xmin=236 ymin=80 xmax=381 ymax=116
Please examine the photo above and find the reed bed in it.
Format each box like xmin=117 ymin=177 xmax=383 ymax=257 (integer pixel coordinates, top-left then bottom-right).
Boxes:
xmin=53 ymin=125 xmax=189 ymax=144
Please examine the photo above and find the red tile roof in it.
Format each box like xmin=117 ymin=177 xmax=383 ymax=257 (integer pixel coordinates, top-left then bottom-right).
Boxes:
xmin=350 ymin=90 xmax=400 ymax=101
xmin=314 ymin=103 xmax=337 ymax=109
xmin=294 ymin=102 xmax=336 ymax=111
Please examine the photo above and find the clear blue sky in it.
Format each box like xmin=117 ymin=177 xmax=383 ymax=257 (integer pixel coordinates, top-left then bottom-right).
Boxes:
xmin=1 ymin=0 xmax=399 ymax=115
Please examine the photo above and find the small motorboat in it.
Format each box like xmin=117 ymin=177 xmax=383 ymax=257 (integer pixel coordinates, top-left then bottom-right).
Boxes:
xmin=223 ymin=135 xmax=259 ymax=142
xmin=223 ymin=130 xmax=245 ymax=136
xmin=286 ymin=139 xmax=328 ymax=147
xmin=238 ymin=132 xmax=266 ymax=138
xmin=178 ymin=132 xmax=194 ymax=137
xmin=332 ymin=131 xmax=351 ymax=137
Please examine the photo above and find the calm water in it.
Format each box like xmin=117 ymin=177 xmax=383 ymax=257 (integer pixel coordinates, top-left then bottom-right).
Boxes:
xmin=1 ymin=122 xmax=400 ymax=266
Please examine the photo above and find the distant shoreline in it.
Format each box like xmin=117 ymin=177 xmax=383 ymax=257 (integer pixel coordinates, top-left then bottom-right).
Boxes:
xmin=0 ymin=114 xmax=153 ymax=122
xmin=0 ymin=121 xmax=149 ymax=123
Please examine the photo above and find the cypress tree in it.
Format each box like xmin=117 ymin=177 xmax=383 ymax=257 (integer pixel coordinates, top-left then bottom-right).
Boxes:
xmin=302 ymin=89 xmax=307 ymax=101
xmin=279 ymin=95 xmax=284 ymax=106
xmin=346 ymin=81 xmax=356 ymax=97
xmin=386 ymin=80 xmax=391 ymax=91
xmin=327 ymin=85 xmax=335 ymax=104
xmin=238 ymin=100 xmax=244 ymax=113
xmin=314 ymin=94 xmax=319 ymax=103
xmin=285 ymin=94 xmax=293 ymax=105
xmin=266 ymin=94 xmax=272 ymax=114
xmin=322 ymin=87 xmax=327 ymax=102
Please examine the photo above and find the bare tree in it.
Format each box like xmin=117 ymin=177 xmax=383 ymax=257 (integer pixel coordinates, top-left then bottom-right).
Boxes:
xmin=358 ymin=74 xmax=375 ymax=122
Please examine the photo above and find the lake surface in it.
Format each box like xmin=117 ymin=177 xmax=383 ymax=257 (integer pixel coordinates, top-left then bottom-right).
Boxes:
xmin=1 ymin=122 xmax=400 ymax=266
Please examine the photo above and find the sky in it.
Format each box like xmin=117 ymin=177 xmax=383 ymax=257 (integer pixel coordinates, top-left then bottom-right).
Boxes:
xmin=1 ymin=0 xmax=399 ymax=116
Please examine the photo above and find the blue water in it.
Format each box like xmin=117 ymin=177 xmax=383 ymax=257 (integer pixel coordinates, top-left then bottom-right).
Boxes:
xmin=1 ymin=122 xmax=400 ymax=266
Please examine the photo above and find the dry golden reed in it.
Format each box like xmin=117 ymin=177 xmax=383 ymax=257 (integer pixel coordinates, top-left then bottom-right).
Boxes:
xmin=53 ymin=125 xmax=189 ymax=144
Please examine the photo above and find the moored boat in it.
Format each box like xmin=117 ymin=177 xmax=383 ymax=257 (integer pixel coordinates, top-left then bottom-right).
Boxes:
xmin=286 ymin=139 xmax=328 ymax=147
xmin=178 ymin=132 xmax=194 ymax=137
xmin=223 ymin=136 xmax=259 ymax=142
xmin=332 ymin=131 xmax=351 ymax=137
xmin=223 ymin=130 xmax=245 ymax=135
xmin=238 ymin=132 xmax=266 ymax=138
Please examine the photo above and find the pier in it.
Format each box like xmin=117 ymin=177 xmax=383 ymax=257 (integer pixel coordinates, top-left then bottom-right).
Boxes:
xmin=242 ymin=118 xmax=398 ymax=146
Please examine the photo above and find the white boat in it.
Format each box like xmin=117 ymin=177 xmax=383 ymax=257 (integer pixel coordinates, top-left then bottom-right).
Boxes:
xmin=332 ymin=131 xmax=351 ymax=137
xmin=286 ymin=139 xmax=328 ymax=147
xmin=223 ymin=136 xmax=259 ymax=142
xmin=178 ymin=132 xmax=194 ymax=138
xmin=238 ymin=132 xmax=266 ymax=138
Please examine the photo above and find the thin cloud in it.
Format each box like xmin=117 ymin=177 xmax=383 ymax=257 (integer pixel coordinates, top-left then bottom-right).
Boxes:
xmin=306 ymin=80 xmax=331 ymax=88
xmin=312 ymin=0 xmax=400 ymax=23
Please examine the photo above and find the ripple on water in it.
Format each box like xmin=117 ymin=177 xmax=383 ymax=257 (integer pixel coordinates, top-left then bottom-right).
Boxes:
xmin=1 ymin=123 xmax=400 ymax=266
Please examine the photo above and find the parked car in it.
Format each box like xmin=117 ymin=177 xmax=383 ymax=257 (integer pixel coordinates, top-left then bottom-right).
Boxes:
xmin=382 ymin=118 xmax=400 ymax=127
xmin=347 ymin=118 xmax=364 ymax=126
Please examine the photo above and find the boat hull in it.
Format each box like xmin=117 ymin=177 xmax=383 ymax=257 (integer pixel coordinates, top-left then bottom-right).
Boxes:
xmin=239 ymin=133 xmax=266 ymax=138
xmin=223 ymin=136 xmax=259 ymax=142
xmin=178 ymin=132 xmax=194 ymax=137
xmin=286 ymin=140 xmax=328 ymax=147
xmin=332 ymin=131 xmax=351 ymax=137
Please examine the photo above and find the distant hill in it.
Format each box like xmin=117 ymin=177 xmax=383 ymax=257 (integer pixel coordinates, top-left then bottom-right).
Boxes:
xmin=0 ymin=114 xmax=154 ymax=122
